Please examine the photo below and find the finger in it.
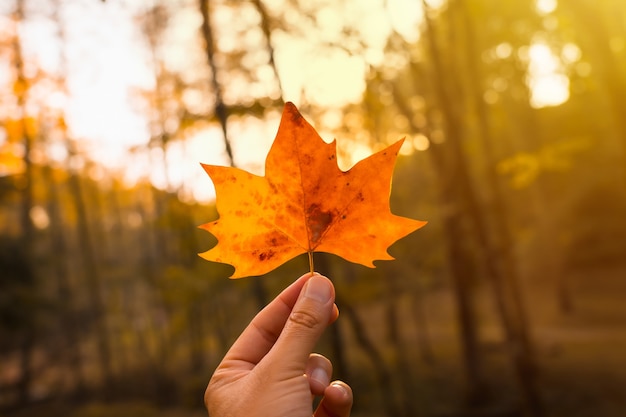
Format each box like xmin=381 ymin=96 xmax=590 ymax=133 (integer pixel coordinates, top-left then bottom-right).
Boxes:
xmin=330 ymin=303 xmax=340 ymax=324
xmin=221 ymin=273 xmax=313 ymax=367
xmin=264 ymin=275 xmax=336 ymax=368
xmin=315 ymin=381 xmax=353 ymax=417
xmin=305 ymin=353 xmax=332 ymax=396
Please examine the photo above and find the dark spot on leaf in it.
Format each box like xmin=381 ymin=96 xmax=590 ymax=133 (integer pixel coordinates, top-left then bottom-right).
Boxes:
xmin=329 ymin=154 xmax=335 ymax=160
xmin=341 ymin=215 xmax=346 ymax=220
xmin=259 ymin=249 xmax=276 ymax=261
xmin=268 ymin=233 xmax=290 ymax=248
xmin=285 ymin=203 xmax=300 ymax=218
xmin=307 ymin=204 xmax=333 ymax=244
xmin=357 ymin=192 xmax=365 ymax=202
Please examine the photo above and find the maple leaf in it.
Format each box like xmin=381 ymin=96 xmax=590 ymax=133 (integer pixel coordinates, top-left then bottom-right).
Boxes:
xmin=199 ymin=102 xmax=426 ymax=278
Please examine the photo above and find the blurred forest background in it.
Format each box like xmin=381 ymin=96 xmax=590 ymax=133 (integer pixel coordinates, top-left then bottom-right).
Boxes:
xmin=2 ymin=0 xmax=626 ymax=416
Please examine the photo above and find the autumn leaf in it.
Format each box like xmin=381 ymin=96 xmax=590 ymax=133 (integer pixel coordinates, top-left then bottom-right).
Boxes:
xmin=199 ymin=102 xmax=426 ymax=279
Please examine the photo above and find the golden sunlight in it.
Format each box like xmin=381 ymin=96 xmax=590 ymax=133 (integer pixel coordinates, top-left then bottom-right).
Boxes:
xmin=527 ymin=42 xmax=570 ymax=108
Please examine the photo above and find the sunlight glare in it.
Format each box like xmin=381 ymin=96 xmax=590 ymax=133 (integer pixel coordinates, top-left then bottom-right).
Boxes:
xmin=412 ymin=134 xmax=430 ymax=151
xmin=341 ymin=141 xmax=375 ymax=171
xmin=425 ymin=0 xmax=447 ymax=9
xmin=561 ymin=43 xmax=582 ymax=64
xmin=29 ymin=205 xmax=50 ymax=230
xmin=527 ymin=42 xmax=569 ymax=108
xmin=399 ymin=139 xmax=414 ymax=156
xmin=535 ymin=0 xmax=557 ymax=15
xmin=529 ymin=74 xmax=569 ymax=108
xmin=495 ymin=42 xmax=513 ymax=59
xmin=10 ymin=0 xmax=463 ymax=204
xmin=303 ymin=52 xmax=367 ymax=107
xmin=387 ymin=0 xmax=422 ymax=43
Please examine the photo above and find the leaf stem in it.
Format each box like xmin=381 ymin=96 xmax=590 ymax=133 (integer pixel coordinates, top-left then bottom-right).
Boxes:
xmin=308 ymin=251 xmax=314 ymax=275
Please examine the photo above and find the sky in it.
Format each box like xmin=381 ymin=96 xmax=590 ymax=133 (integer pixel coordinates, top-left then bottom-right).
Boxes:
xmin=1 ymin=0 xmax=569 ymax=203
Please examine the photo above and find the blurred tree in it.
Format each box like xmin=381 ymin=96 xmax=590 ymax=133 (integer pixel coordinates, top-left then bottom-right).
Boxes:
xmin=452 ymin=2 xmax=542 ymax=414
xmin=198 ymin=0 xmax=234 ymax=165
xmin=561 ymin=0 xmax=626 ymax=185
xmin=364 ymin=0 xmax=546 ymax=413
xmin=418 ymin=0 xmax=489 ymax=406
xmin=9 ymin=0 xmax=38 ymax=404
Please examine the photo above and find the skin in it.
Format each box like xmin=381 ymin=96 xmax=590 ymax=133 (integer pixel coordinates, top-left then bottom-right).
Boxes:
xmin=205 ymin=273 xmax=353 ymax=417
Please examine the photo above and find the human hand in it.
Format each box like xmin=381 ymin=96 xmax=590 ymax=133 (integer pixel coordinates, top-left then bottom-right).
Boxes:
xmin=205 ymin=273 xmax=353 ymax=417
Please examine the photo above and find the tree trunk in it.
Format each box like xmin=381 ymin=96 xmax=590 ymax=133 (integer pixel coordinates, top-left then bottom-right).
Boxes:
xmin=454 ymin=2 xmax=543 ymax=415
xmin=43 ymin=163 xmax=86 ymax=396
xmin=198 ymin=0 xmax=234 ymax=164
xmin=564 ymin=0 xmax=626 ymax=188
xmin=13 ymin=0 xmax=36 ymax=403
xmin=337 ymin=295 xmax=403 ymax=417
xmin=250 ymin=0 xmax=285 ymax=103
xmin=420 ymin=1 xmax=489 ymax=405
xmin=383 ymin=266 xmax=422 ymax=416
xmin=68 ymin=167 xmax=113 ymax=391
xmin=409 ymin=276 xmax=435 ymax=364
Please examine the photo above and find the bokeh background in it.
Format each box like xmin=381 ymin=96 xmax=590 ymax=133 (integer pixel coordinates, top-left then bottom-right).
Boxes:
xmin=1 ymin=0 xmax=626 ymax=416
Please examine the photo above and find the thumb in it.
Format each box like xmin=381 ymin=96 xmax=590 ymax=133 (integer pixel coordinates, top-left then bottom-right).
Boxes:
xmin=264 ymin=275 xmax=335 ymax=370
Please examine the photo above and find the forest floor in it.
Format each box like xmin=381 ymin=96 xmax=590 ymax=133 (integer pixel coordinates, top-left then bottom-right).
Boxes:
xmin=3 ymin=264 xmax=625 ymax=417
xmin=346 ymin=262 xmax=626 ymax=417
xmin=529 ymin=263 xmax=626 ymax=417
xmin=424 ymin=262 xmax=626 ymax=417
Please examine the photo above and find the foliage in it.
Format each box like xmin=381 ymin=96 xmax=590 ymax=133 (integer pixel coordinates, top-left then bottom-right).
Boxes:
xmin=1 ymin=0 xmax=626 ymax=416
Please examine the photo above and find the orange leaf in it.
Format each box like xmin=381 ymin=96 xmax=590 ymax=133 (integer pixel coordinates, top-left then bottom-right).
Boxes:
xmin=199 ymin=102 xmax=426 ymax=278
